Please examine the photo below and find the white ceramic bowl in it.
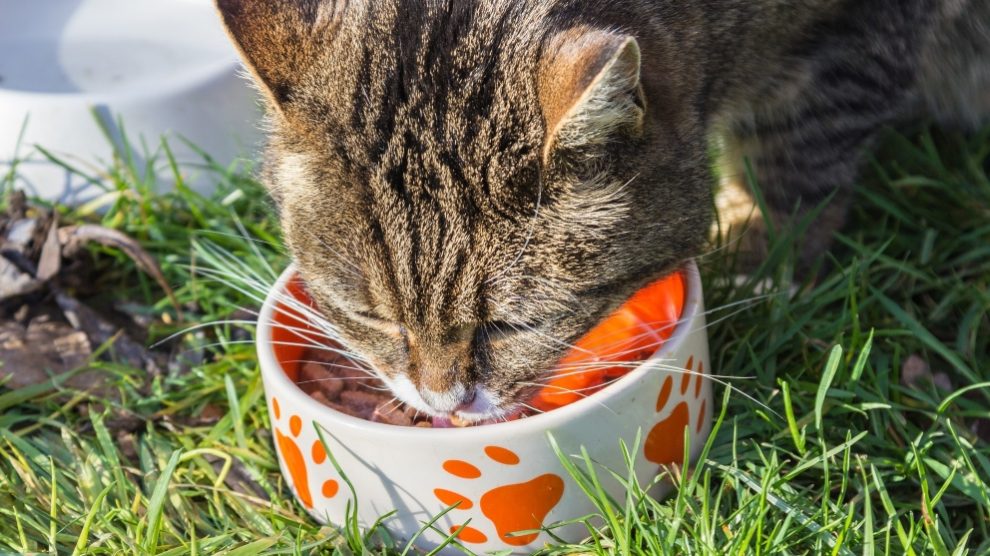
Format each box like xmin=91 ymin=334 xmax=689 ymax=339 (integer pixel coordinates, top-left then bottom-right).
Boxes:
xmin=257 ymin=262 xmax=713 ymax=554
xmin=0 ymin=0 xmax=262 ymax=203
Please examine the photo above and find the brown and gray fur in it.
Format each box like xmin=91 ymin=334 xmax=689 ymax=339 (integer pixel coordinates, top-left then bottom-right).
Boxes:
xmin=215 ymin=0 xmax=990 ymax=419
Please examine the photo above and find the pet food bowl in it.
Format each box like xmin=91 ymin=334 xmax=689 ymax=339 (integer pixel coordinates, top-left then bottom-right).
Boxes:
xmin=0 ymin=0 xmax=262 ymax=203
xmin=257 ymin=262 xmax=713 ymax=554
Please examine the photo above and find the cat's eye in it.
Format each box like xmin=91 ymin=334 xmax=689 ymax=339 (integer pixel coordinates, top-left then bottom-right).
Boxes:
xmin=353 ymin=310 xmax=406 ymax=337
xmin=355 ymin=310 xmax=386 ymax=322
xmin=478 ymin=320 xmax=524 ymax=341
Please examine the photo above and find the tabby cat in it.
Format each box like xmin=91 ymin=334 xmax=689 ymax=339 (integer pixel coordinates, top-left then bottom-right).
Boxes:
xmin=215 ymin=0 xmax=990 ymax=420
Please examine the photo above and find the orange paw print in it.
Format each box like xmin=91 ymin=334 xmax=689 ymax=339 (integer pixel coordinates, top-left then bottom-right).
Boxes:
xmin=270 ymin=397 xmax=340 ymax=509
xmin=644 ymin=355 xmax=708 ymax=465
xmin=435 ymin=446 xmax=565 ymax=547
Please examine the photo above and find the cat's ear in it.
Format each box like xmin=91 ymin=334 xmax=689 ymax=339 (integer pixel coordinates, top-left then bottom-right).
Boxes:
xmin=539 ymin=29 xmax=645 ymax=162
xmin=215 ymin=0 xmax=339 ymax=114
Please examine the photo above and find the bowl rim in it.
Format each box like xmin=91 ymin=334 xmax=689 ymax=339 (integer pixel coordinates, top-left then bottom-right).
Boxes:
xmin=0 ymin=0 xmax=238 ymax=104
xmin=256 ymin=260 xmax=704 ymax=439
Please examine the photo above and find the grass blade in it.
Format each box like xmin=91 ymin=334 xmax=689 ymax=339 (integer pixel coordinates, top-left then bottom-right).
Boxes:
xmin=815 ymin=345 xmax=844 ymax=431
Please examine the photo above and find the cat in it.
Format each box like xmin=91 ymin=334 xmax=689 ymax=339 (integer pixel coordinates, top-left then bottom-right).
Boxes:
xmin=215 ymin=0 xmax=990 ymax=421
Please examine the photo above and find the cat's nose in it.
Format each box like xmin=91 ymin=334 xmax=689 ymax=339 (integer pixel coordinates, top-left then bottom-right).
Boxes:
xmin=419 ymin=383 xmax=476 ymax=414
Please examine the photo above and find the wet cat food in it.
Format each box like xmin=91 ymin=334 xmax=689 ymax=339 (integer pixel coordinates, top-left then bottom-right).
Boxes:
xmin=294 ymin=348 xmax=434 ymax=426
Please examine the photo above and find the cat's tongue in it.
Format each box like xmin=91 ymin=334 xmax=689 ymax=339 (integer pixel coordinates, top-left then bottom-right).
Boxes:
xmin=431 ymin=416 xmax=455 ymax=428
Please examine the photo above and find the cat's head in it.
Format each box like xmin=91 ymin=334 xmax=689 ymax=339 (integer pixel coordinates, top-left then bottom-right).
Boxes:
xmin=217 ymin=0 xmax=711 ymax=420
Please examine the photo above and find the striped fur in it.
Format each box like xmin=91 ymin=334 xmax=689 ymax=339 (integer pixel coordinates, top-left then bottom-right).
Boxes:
xmin=217 ymin=0 xmax=990 ymax=418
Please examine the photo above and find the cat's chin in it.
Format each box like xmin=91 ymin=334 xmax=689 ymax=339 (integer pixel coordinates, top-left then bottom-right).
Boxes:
xmin=378 ymin=374 xmax=516 ymax=424
xmin=451 ymin=387 xmax=508 ymax=421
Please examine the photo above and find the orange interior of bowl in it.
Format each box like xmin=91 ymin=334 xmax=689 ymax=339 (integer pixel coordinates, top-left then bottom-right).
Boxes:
xmin=269 ymin=270 xmax=686 ymax=415
xmin=270 ymin=277 xmax=321 ymax=383
xmin=529 ymin=271 xmax=686 ymax=412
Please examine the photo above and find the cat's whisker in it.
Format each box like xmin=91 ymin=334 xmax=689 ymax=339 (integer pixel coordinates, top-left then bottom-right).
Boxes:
xmin=296 ymin=376 xmax=384 ymax=385
xmin=200 ymin=235 xmax=276 ymax=281
xmin=190 ymin=267 xmax=284 ymax=310
xmin=151 ymin=319 xmax=262 ymax=348
xmin=361 ymin=388 xmax=392 ymax=394
xmin=528 ymin=292 xmax=778 ymax=363
xmin=194 ymin=240 xmax=279 ymax=293
xmin=186 ymin=268 xmax=272 ymax=303
xmin=259 ymin=286 xmax=344 ymax=333
xmin=231 ymin=213 xmax=280 ymax=282
xmin=361 ymin=387 xmax=393 ymax=394
xmin=514 ymin=401 xmax=546 ymax=416
xmin=157 ymin=291 xmax=367 ymax=363
xmin=691 ymin=226 xmax=756 ymax=263
xmin=544 ymin=361 xmax=749 ymax=382
xmin=547 ymin=361 xmax=703 ymax=378
xmin=187 ymin=246 xmax=288 ymax=303
xmin=253 ymin=313 xmax=347 ymax=344
xmin=154 ymin=317 xmax=355 ymax=359
xmin=515 ymin=382 xmax=619 ymax=417
xmin=284 ymin=352 xmax=374 ymax=367
xmin=483 ymin=290 xmax=777 ymax=364
xmin=502 ymin=319 xmax=589 ymax=355
xmin=177 ymin=338 xmax=370 ymax=368
xmin=636 ymin=290 xmax=780 ymax=328
xmin=250 ymin=311 xmax=362 ymax=356
xmin=281 ymin=359 xmax=378 ymax=376
xmin=520 ymin=380 xmax=614 ymax=396
xmin=191 ymin=272 xmax=348 ymax=347
xmin=196 ymin=229 xmax=282 ymax=249
xmin=529 ymin=361 xmax=776 ymax=417
xmin=186 ymin=241 xmax=389 ymax=386
xmin=482 ymin=316 xmax=559 ymax=353
xmin=603 ymin=171 xmax=641 ymax=203
xmin=168 ymin=308 xmax=333 ymax=346
xmin=485 ymin=301 xmax=594 ymax=355
xmin=306 ymin=228 xmax=365 ymax=279
xmin=170 ymin=287 xmax=370 ymax=372
xmin=185 ymin=261 xmax=276 ymax=310
xmin=379 ymin=396 xmax=404 ymax=415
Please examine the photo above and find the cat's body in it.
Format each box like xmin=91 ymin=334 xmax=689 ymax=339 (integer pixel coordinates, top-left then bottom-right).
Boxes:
xmin=216 ymin=0 xmax=990 ymax=420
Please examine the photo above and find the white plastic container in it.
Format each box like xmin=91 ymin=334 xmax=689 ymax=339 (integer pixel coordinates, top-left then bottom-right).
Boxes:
xmin=0 ymin=0 xmax=262 ymax=203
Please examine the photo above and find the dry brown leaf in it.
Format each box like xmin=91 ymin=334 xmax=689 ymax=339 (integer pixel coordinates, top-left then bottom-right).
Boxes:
xmin=35 ymin=215 xmax=62 ymax=281
xmin=58 ymin=224 xmax=180 ymax=311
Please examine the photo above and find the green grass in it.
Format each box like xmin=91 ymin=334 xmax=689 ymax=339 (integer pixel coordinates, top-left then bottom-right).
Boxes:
xmin=1 ymin=123 xmax=988 ymax=555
